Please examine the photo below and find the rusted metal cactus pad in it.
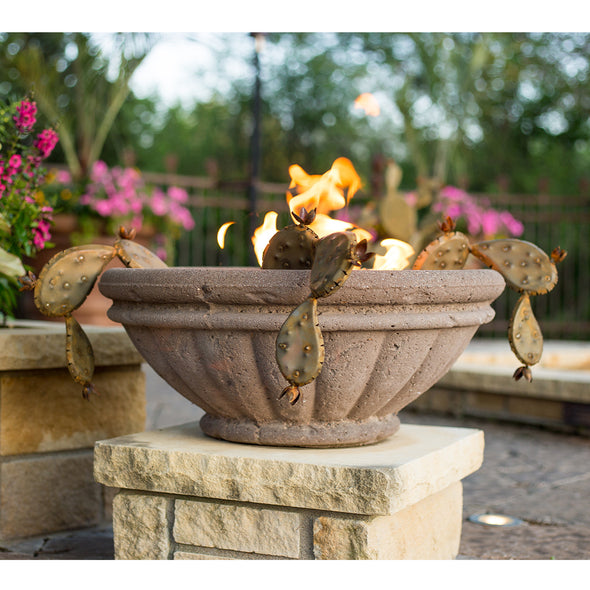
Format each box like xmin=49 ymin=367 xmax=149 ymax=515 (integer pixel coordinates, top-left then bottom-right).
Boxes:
xmin=470 ymin=239 xmax=558 ymax=295
xmin=509 ymin=293 xmax=543 ymax=366
xmin=34 ymin=245 xmax=116 ymax=317
xmin=412 ymin=231 xmax=470 ymax=270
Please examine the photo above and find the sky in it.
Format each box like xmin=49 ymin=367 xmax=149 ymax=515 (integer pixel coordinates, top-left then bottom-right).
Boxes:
xmin=21 ymin=0 xmax=585 ymax=113
xmin=92 ymin=33 xmax=250 ymax=109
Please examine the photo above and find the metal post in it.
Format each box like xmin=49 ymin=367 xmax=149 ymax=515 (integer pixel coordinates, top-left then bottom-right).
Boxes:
xmin=248 ymin=33 xmax=264 ymax=266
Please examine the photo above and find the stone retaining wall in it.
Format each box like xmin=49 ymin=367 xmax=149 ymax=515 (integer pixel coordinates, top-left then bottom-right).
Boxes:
xmin=409 ymin=340 xmax=590 ymax=433
xmin=0 ymin=321 xmax=146 ymax=541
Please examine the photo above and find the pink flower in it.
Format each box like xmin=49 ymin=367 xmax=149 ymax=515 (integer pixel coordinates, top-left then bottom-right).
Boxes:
xmin=150 ymin=189 xmax=169 ymax=216
xmin=91 ymin=160 xmax=109 ymax=181
xmin=14 ymin=100 xmax=37 ymax=134
xmin=500 ymin=211 xmax=524 ymax=237
xmin=170 ymin=204 xmax=195 ymax=230
xmin=167 ymin=186 xmax=188 ymax=203
xmin=56 ymin=169 xmax=72 ymax=184
xmin=33 ymin=128 xmax=59 ymax=159
xmin=8 ymin=154 xmax=22 ymax=173
xmin=95 ymin=200 xmax=114 ymax=217
xmin=481 ymin=211 xmax=500 ymax=237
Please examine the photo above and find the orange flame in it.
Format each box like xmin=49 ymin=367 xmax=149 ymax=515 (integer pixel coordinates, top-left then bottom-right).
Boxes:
xmin=246 ymin=158 xmax=413 ymax=271
xmin=217 ymin=221 xmax=235 ymax=249
xmin=372 ymin=239 xmax=415 ymax=270
xmin=251 ymin=211 xmax=278 ymax=266
xmin=287 ymin=157 xmax=361 ymax=216
xmin=354 ymin=93 xmax=380 ymax=117
xmin=308 ymin=213 xmax=373 ymax=243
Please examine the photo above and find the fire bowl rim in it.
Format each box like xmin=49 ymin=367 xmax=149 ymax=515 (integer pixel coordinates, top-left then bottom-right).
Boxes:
xmin=99 ymin=267 xmax=506 ymax=306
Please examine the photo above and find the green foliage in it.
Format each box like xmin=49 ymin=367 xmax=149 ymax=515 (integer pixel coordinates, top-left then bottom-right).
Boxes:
xmin=3 ymin=32 xmax=589 ymax=196
xmin=0 ymin=32 xmax=155 ymax=180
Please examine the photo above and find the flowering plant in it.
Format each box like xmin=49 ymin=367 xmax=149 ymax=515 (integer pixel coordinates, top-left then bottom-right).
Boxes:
xmin=52 ymin=161 xmax=195 ymax=262
xmin=0 ymin=97 xmax=57 ymax=317
xmin=423 ymin=185 xmax=524 ymax=239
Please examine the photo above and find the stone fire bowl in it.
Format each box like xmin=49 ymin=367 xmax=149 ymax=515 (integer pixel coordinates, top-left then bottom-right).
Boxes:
xmin=99 ymin=267 xmax=505 ymax=448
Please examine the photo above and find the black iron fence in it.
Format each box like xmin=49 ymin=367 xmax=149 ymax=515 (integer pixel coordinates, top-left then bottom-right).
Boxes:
xmin=143 ymin=171 xmax=590 ymax=340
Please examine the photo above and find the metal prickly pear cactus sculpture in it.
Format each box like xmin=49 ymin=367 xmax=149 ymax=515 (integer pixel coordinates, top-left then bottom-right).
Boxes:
xmin=18 ymin=226 xmax=168 ymax=399
xmin=265 ymin=209 xmax=374 ymax=405
xmin=414 ymin=216 xmax=567 ymax=382
xmin=276 ymin=297 xmax=324 ymax=405
xmin=412 ymin=216 xmax=471 ymax=270
xmin=262 ymin=207 xmax=318 ymax=270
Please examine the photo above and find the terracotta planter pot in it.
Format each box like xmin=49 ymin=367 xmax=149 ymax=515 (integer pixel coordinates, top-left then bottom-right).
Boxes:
xmin=99 ymin=267 xmax=505 ymax=448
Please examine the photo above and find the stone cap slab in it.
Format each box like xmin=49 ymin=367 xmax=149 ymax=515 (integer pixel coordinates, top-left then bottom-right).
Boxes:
xmin=0 ymin=320 xmax=143 ymax=370
xmin=94 ymin=423 xmax=484 ymax=516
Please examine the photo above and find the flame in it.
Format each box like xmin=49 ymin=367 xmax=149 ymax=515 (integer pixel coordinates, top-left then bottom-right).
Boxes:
xmin=309 ymin=213 xmax=373 ymax=243
xmin=251 ymin=211 xmax=278 ymax=266
xmin=217 ymin=221 xmax=235 ymax=249
xmin=354 ymin=93 xmax=380 ymax=117
xmin=287 ymin=157 xmax=361 ymax=216
xmin=248 ymin=157 xmax=413 ymax=271
xmin=372 ymin=239 xmax=415 ymax=270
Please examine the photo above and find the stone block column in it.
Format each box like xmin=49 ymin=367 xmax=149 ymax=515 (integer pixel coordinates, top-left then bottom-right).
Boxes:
xmin=94 ymin=422 xmax=484 ymax=560
xmin=0 ymin=321 xmax=146 ymax=542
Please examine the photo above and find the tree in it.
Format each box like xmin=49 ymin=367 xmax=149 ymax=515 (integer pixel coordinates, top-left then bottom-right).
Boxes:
xmin=0 ymin=32 xmax=156 ymax=180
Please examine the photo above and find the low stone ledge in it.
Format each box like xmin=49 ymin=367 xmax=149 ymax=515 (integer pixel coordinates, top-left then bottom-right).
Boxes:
xmin=0 ymin=321 xmax=144 ymax=371
xmin=0 ymin=451 xmax=100 ymax=540
xmin=0 ymin=368 xmax=145 ymax=456
xmin=409 ymin=339 xmax=590 ymax=432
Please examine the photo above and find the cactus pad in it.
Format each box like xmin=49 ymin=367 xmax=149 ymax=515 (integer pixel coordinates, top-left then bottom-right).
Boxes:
xmin=310 ymin=231 xmax=359 ymax=298
xmin=379 ymin=193 xmax=417 ymax=243
xmin=34 ymin=245 xmax=116 ymax=317
xmin=412 ymin=231 xmax=471 ymax=270
xmin=470 ymin=239 xmax=558 ymax=295
xmin=115 ymin=239 xmax=168 ymax=269
xmin=262 ymin=223 xmax=318 ymax=269
xmin=65 ymin=314 xmax=97 ymax=399
xmin=276 ymin=297 xmax=324 ymax=404
xmin=509 ymin=293 xmax=543 ymax=367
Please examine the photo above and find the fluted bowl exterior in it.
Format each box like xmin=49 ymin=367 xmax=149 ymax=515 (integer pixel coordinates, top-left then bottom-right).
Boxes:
xmin=99 ymin=267 xmax=505 ymax=447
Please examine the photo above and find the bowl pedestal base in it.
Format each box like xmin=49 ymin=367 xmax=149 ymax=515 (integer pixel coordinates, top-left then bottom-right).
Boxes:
xmin=200 ymin=413 xmax=401 ymax=448
xmin=94 ymin=421 xmax=484 ymax=560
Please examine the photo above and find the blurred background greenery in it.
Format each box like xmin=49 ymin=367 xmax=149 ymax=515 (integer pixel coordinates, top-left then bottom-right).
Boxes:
xmin=2 ymin=32 xmax=589 ymax=191
xmin=1 ymin=32 xmax=589 ymax=337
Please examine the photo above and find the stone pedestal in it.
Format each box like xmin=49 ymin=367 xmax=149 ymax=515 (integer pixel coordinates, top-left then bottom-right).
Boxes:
xmin=94 ymin=422 xmax=484 ymax=560
xmin=0 ymin=321 xmax=146 ymax=542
